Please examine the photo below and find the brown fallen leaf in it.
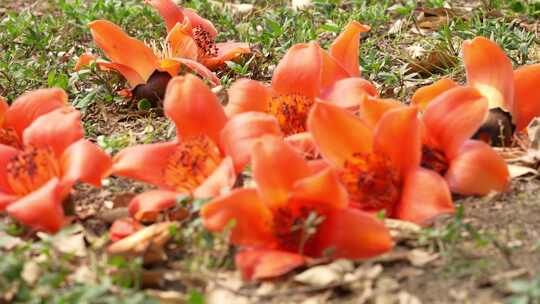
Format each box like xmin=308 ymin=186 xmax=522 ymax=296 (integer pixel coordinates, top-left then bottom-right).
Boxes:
xmin=384 ymin=219 xmax=422 ymax=242
xmin=294 ymin=259 xmax=354 ymax=287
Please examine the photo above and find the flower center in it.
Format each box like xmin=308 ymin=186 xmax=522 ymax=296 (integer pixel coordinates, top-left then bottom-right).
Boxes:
xmin=0 ymin=128 xmax=21 ymax=149
xmin=192 ymin=26 xmax=218 ymax=57
xmin=420 ymin=146 xmax=449 ymax=175
xmin=164 ymin=135 xmax=222 ymax=193
xmin=267 ymin=94 xmax=314 ymax=136
xmin=272 ymin=205 xmax=323 ymax=254
xmin=340 ymin=152 xmax=401 ymax=213
xmin=6 ymin=146 xmax=60 ymax=195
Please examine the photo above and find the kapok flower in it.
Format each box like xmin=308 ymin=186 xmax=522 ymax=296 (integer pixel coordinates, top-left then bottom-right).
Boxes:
xmin=76 ymin=20 xmax=220 ymax=104
xmin=146 ymin=0 xmax=250 ymax=69
xmin=412 ymin=37 xmax=540 ymax=144
xmin=0 ymin=90 xmax=112 ymax=233
xmin=112 ymin=74 xmax=282 ymax=221
xmin=308 ymin=101 xmax=455 ymax=225
xmin=201 ymin=135 xmax=392 ymax=281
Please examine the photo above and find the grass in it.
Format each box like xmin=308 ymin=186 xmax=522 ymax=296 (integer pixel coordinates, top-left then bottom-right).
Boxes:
xmin=1 ymin=0 xmax=540 ymax=302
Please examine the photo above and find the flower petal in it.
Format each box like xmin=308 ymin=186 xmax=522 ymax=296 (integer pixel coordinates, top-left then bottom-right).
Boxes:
xmin=445 ymin=140 xmax=509 ymax=195
xmin=221 ymin=112 xmax=282 ymax=171
xmin=88 ymin=20 xmax=158 ymax=81
xmin=183 ymin=8 xmax=218 ymax=39
xmin=307 ymin=101 xmax=373 ymax=167
xmin=164 ymin=75 xmax=227 ymax=144
xmin=310 ymin=208 xmax=392 ymax=259
xmin=0 ymin=97 xmax=8 ymax=127
xmin=289 ymin=168 xmax=348 ymax=211
xmin=166 ymin=23 xmax=199 ymax=60
xmin=201 ymin=188 xmax=275 ymax=247
xmin=422 ymin=86 xmax=488 ymax=159
xmin=0 ymin=193 xmax=18 ymax=211
xmin=513 ymin=64 xmax=540 ymax=131
xmin=23 ymin=108 xmax=84 ymax=157
xmin=128 ymin=190 xmax=179 ymax=222
xmin=225 ymin=79 xmax=271 ymax=117
xmin=321 ymin=77 xmax=378 ymax=111
xmin=5 ymin=88 xmax=67 ymax=138
xmin=203 ymin=42 xmax=251 ymax=69
xmin=329 ymin=21 xmax=370 ymax=77
xmin=167 ymin=57 xmax=220 ymax=86
xmin=360 ymin=97 xmax=404 ymax=128
xmin=284 ymin=132 xmax=320 ymax=160
xmin=411 ymin=78 xmax=458 ymax=111
xmin=146 ymin=0 xmax=185 ymax=32
xmin=7 ymin=178 xmax=66 ymax=233
xmin=193 ymin=156 xmax=236 ymax=199
xmin=320 ymin=50 xmax=350 ymax=90
xmin=463 ymin=37 xmax=514 ymax=110
xmin=235 ymin=248 xmax=306 ymax=281
xmin=0 ymin=144 xmax=19 ymax=193
xmin=252 ymin=135 xmax=310 ymax=208
xmin=110 ymin=218 xmax=143 ymax=242
xmin=373 ymin=106 xmax=421 ymax=177
xmin=97 ymin=61 xmax=146 ymax=88
xmin=394 ymin=167 xmax=454 ymax=226
xmin=60 ymin=139 xmax=112 ymax=188
xmin=74 ymin=53 xmax=98 ymax=71
xmin=271 ymin=42 xmax=322 ymax=98
xmin=112 ymin=141 xmax=178 ymax=188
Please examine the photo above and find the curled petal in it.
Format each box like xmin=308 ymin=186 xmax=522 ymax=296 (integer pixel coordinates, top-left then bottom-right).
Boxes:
xmin=201 ymin=188 xmax=275 ymax=247
xmin=23 ymin=108 xmax=84 ymax=157
xmin=445 ymin=140 xmax=509 ymax=195
xmin=329 ymin=21 xmax=370 ymax=77
xmin=166 ymin=23 xmax=198 ymax=59
xmin=360 ymin=97 xmax=403 ymax=128
xmin=89 ymin=20 xmax=158 ymax=81
xmin=289 ymin=168 xmax=348 ymax=211
xmin=60 ymin=139 xmax=112 ymax=188
xmin=225 ymin=79 xmax=271 ymax=117
xmin=203 ymin=42 xmax=251 ymax=69
xmin=97 ymin=61 xmax=145 ymax=88
xmin=394 ymin=168 xmax=454 ymax=226
xmin=164 ymin=75 xmax=226 ymax=144
xmin=5 ymin=88 xmax=67 ymax=138
xmin=221 ymin=112 xmax=282 ymax=171
xmin=235 ymin=248 xmax=306 ymax=281
xmin=411 ymin=78 xmax=458 ymax=111
xmin=0 ymin=144 xmax=19 ymax=193
xmin=167 ymin=57 xmax=220 ymax=86
xmin=252 ymin=135 xmax=310 ymax=208
xmin=272 ymin=42 xmax=322 ymax=98
xmin=74 ymin=53 xmax=98 ymax=71
xmin=321 ymin=77 xmax=378 ymax=111
xmin=373 ymin=106 xmax=421 ymax=177
xmin=193 ymin=157 xmax=236 ymax=199
xmin=310 ymin=208 xmax=392 ymax=259
xmin=112 ymin=141 xmax=178 ymax=188
xmin=110 ymin=218 xmax=143 ymax=242
xmin=7 ymin=178 xmax=66 ymax=233
xmin=463 ymin=37 xmax=514 ymax=110
xmin=128 ymin=190 xmax=179 ymax=222
xmin=422 ymin=86 xmax=488 ymax=159
xmin=307 ymin=101 xmax=373 ymax=167
xmin=513 ymin=64 xmax=540 ymax=131
xmin=284 ymin=132 xmax=320 ymax=160
xmin=146 ymin=0 xmax=185 ymax=32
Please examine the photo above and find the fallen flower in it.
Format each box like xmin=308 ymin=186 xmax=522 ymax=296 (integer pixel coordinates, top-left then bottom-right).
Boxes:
xmin=110 ymin=217 xmax=143 ymax=242
xmin=201 ymin=135 xmax=392 ymax=281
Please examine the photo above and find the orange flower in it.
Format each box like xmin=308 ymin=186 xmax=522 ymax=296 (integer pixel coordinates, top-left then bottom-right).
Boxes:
xmin=76 ymin=20 xmax=219 ymax=103
xmin=110 ymin=217 xmax=143 ymax=242
xmin=0 ymin=89 xmax=112 ymax=233
xmin=308 ymin=101 xmax=455 ymax=225
xmin=412 ymin=37 xmax=540 ymax=135
xmin=146 ymin=0 xmax=251 ymax=69
xmin=201 ymin=136 xmax=392 ymax=281
xmin=112 ymin=74 xmax=281 ymax=221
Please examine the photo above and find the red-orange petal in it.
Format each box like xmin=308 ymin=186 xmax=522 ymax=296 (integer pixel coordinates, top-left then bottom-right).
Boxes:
xmin=128 ymin=190 xmax=179 ymax=222
xmin=321 ymin=77 xmax=378 ymax=111
xmin=513 ymin=64 xmax=540 ymax=131
xmin=7 ymin=178 xmax=66 ymax=233
xmin=183 ymin=8 xmax=218 ymax=39
xmin=225 ymin=79 xmax=271 ymax=117
xmin=271 ymin=42 xmax=322 ymax=98
xmin=307 ymin=101 xmax=373 ymax=167
xmin=193 ymin=156 xmax=236 ymax=199
xmin=422 ymin=86 xmax=488 ymax=159
xmin=394 ymin=167 xmax=454 ymax=226
xmin=146 ymin=0 xmax=185 ymax=32
xmin=0 ymin=145 xmax=19 ymax=194
xmin=329 ymin=21 xmax=370 ymax=77
xmin=166 ymin=57 xmax=220 ymax=86
xmin=310 ymin=208 xmax=392 ymax=259
xmin=320 ymin=50 xmax=350 ymax=90
xmin=0 ymin=193 xmax=18 ymax=211
xmin=0 ymin=97 xmax=8 ymax=127
xmin=89 ymin=20 xmax=158 ymax=82
xmin=112 ymin=141 xmax=178 ymax=188
xmin=235 ymin=248 xmax=306 ymax=281
xmin=60 ymin=139 xmax=112 ymax=188
xmin=220 ymin=112 xmax=282 ymax=172
xmin=289 ymin=168 xmax=348 ymax=211
xmin=360 ymin=97 xmax=404 ymax=128
xmin=201 ymin=188 xmax=275 ymax=247
xmin=74 ymin=53 xmax=98 ymax=71
xmin=411 ymin=78 xmax=459 ymax=111
xmin=284 ymin=132 xmax=320 ymax=160
xmin=166 ymin=23 xmax=199 ymax=60
xmin=97 ymin=61 xmax=146 ymax=88
xmin=109 ymin=218 xmax=143 ymax=242
xmin=463 ymin=37 xmax=514 ymax=111
xmin=252 ymin=135 xmax=311 ymax=208
xmin=445 ymin=140 xmax=509 ymax=195
xmin=5 ymin=88 xmax=67 ymax=138
xmin=373 ymin=106 xmax=421 ymax=177
xmin=22 ymin=107 xmax=84 ymax=157
xmin=203 ymin=42 xmax=251 ymax=69
xmin=164 ymin=75 xmax=227 ymax=144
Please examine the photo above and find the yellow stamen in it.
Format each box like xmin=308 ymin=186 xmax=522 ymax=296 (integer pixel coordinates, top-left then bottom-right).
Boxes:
xmin=268 ymin=94 xmax=314 ymax=136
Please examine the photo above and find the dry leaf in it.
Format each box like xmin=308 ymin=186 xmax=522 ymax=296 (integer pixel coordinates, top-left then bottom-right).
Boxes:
xmin=295 ymin=259 xmax=353 ymax=287
xmin=208 ymin=1 xmax=254 ymax=15
xmin=507 ymin=164 xmax=537 ymax=178
xmin=388 ymin=19 xmax=405 ymax=35
xmin=384 ymin=219 xmax=422 ymax=241
xmin=146 ymin=290 xmax=186 ymax=304
xmin=406 ymin=249 xmax=439 ymax=267
xmin=291 ymin=0 xmax=312 ymax=11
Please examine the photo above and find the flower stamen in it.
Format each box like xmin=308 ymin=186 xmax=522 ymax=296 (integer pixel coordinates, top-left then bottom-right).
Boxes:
xmin=421 ymin=146 xmax=449 ymax=175
xmin=192 ymin=26 xmax=218 ymax=57
xmin=7 ymin=146 xmax=60 ymax=195
xmin=268 ymin=94 xmax=314 ymax=136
